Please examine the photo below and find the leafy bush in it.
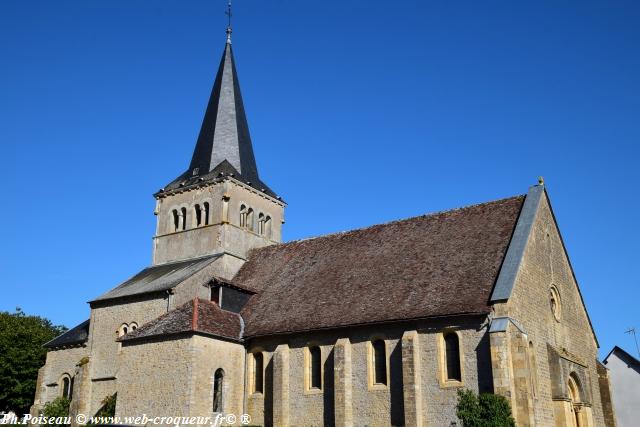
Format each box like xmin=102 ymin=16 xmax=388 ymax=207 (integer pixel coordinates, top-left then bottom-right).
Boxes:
xmin=40 ymin=397 xmax=71 ymax=426
xmin=456 ymin=389 xmax=515 ymax=427
xmin=94 ymin=393 xmax=116 ymax=418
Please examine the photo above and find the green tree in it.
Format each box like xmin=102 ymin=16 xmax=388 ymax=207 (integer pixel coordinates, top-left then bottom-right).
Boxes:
xmin=456 ymin=389 xmax=516 ymax=427
xmin=0 ymin=308 xmax=66 ymax=414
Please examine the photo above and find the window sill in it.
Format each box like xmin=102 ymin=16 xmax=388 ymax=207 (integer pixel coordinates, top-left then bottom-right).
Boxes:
xmin=439 ymin=380 xmax=464 ymax=389
xmin=368 ymin=383 xmax=389 ymax=391
xmin=304 ymin=388 xmax=323 ymax=395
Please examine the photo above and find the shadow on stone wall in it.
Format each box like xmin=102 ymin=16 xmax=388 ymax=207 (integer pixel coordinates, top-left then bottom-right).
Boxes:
xmin=323 ymin=349 xmax=336 ymax=426
xmin=476 ymin=333 xmax=494 ymax=393
xmin=264 ymin=359 xmax=274 ymax=427
xmin=390 ymin=344 xmax=405 ymax=426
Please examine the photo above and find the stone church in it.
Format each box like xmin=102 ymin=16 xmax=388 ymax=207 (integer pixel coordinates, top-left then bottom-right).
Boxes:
xmin=32 ymin=25 xmax=616 ymax=427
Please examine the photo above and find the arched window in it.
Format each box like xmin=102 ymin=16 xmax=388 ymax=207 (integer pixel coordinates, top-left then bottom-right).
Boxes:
xmin=118 ymin=323 xmax=129 ymax=337
xmin=130 ymin=322 xmax=138 ymax=332
xmin=265 ymin=216 xmax=272 ymax=238
xmin=528 ymin=341 xmax=538 ymax=397
xmin=372 ymin=339 xmax=387 ymax=385
xmin=258 ymin=213 xmax=265 ymax=235
xmin=253 ymin=352 xmax=263 ymax=393
xmin=180 ymin=207 xmax=187 ymax=231
xmin=60 ymin=375 xmax=73 ymax=399
xmin=203 ymin=202 xmax=210 ymax=225
xmin=444 ymin=333 xmax=462 ymax=381
xmin=172 ymin=209 xmax=179 ymax=232
xmin=550 ymin=286 xmax=562 ymax=322
xmin=309 ymin=346 xmax=322 ymax=390
xmin=213 ymin=369 xmax=224 ymax=412
xmin=246 ymin=208 xmax=254 ymax=231
xmin=239 ymin=205 xmax=247 ymax=228
xmin=194 ymin=204 xmax=202 ymax=227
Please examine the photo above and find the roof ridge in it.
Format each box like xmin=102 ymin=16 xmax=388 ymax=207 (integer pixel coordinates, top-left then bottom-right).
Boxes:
xmin=261 ymin=194 xmax=525 ymax=250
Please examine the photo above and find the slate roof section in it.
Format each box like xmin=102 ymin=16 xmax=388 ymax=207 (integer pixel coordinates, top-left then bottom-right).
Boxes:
xmin=161 ymin=42 xmax=277 ymax=199
xmin=44 ymin=319 xmax=90 ymax=348
xmin=119 ymin=298 xmax=242 ymax=342
xmin=491 ymin=185 xmax=544 ymax=301
xmin=237 ymin=196 xmax=525 ymax=337
xmin=92 ymin=255 xmax=221 ymax=303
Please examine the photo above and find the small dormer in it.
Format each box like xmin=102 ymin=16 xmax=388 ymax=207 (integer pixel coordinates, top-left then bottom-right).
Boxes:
xmin=207 ymin=277 xmax=256 ymax=313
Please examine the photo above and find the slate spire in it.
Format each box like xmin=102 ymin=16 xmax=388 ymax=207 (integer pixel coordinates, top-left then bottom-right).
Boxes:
xmin=160 ymin=17 xmax=277 ymax=199
xmin=187 ymin=38 xmax=260 ymax=185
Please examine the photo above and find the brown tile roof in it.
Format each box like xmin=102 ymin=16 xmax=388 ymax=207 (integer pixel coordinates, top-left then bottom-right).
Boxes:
xmin=237 ymin=196 xmax=525 ymax=338
xmin=120 ymin=298 xmax=242 ymax=342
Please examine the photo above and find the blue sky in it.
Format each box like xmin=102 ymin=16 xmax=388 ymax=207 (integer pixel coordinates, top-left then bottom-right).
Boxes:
xmin=1 ymin=1 xmax=638 ymax=359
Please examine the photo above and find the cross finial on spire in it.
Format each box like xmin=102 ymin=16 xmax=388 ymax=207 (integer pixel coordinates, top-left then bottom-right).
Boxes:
xmin=225 ymin=0 xmax=232 ymax=44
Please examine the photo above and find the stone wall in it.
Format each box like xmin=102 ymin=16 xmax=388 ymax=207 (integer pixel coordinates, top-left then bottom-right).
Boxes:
xmin=88 ymin=295 xmax=169 ymax=414
xmin=245 ymin=317 xmax=490 ymax=426
xmin=116 ymin=334 xmax=245 ymax=424
xmin=116 ymin=336 xmax=193 ymax=418
xmin=188 ymin=335 xmax=246 ymax=419
xmin=32 ymin=345 xmax=88 ymax=411
xmin=153 ymin=180 xmax=284 ymax=265
xmin=497 ymin=193 xmax=605 ymax=426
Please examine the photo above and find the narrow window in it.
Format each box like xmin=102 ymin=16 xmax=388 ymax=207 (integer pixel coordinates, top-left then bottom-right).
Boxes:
xmin=211 ymin=285 xmax=220 ymax=305
xmin=258 ymin=213 xmax=265 ymax=235
xmin=246 ymin=208 xmax=254 ymax=231
xmin=372 ymin=340 xmax=387 ymax=385
xmin=239 ymin=204 xmax=247 ymax=228
xmin=444 ymin=333 xmax=462 ymax=381
xmin=221 ymin=197 xmax=229 ymax=223
xmin=181 ymin=207 xmax=187 ymax=230
xmin=253 ymin=352 xmax=264 ymax=393
xmin=62 ymin=376 xmax=71 ymax=399
xmin=172 ymin=209 xmax=179 ymax=232
xmin=195 ymin=204 xmax=202 ymax=227
xmin=265 ymin=216 xmax=272 ymax=239
xmin=213 ymin=369 xmax=224 ymax=412
xmin=309 ymin=346 xmax=322 ymax=389
xmin=204 ymin=202 xmax=210 ymax=225
xmin=528 ymin=341 xmax=538 ymax=397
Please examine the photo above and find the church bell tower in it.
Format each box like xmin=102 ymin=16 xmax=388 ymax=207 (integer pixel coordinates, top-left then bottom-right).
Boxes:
xmin=151 ymin=26 xmax=285 ymax=269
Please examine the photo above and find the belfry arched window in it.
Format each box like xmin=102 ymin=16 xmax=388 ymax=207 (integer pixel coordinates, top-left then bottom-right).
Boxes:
xmin=203 ymin=202 xmax=210 ymax=225
xmin=239 ymin=205 xmax=247 ymax=228
xmin=258 ymin=213 xmax=265 ymax=235
xmin=180 ymin=207 xmax=187 ymax=231
xmin=444 ymin=333 xmax=462 ymax=381
xmin=246 ymin=208 xmax=254 ymax=231
xmin=265 ymin=216 xmax=272 ymax=238
xmin=213 ymin=369 xmax=224 ymax=413
xmin=172 ymin=209 xmax=179 ymax=232
xmin=195 ymin=204 xmax=202 ymax=227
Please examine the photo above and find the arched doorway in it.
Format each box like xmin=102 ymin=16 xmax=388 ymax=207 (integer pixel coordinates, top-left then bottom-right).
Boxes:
xmin=567 ymin=374 xmax=583 ymax=427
